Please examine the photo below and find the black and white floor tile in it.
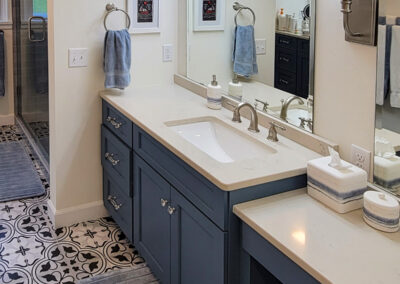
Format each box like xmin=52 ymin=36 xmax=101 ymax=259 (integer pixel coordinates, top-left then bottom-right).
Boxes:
xmin=0 ymin=124 xmax=148 ymax=283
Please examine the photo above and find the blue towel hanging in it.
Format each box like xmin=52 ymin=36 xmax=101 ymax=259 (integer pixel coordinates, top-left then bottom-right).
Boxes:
xmin=232 ymin=25 xmax=258 ymax=78
xmin=103 ymin=29 xmax=131 ymax=89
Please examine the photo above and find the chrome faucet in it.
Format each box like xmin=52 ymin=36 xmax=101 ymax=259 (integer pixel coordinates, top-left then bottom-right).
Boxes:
xmin=232 ymin=102 xmax=260 ymax=133
xmin=280 ymin=96 xmax=305 ymax=121
xmin=267 ymin=122 xmax=286 ymax=142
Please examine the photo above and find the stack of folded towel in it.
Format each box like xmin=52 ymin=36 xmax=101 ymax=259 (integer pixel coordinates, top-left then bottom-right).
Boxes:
xmin=376 ymin=16 xmax=400 ymax=108
xmin=363 ymin=191 xmax=400 ymax=233
xmin=307 ymin=156 xmax=368 ymax=214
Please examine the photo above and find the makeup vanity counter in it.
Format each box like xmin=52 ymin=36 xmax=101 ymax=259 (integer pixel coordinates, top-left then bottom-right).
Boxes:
xmin=100 ymin=84 xmax=319 ymax=191
xmin=234 ymin=189 xmax=400 ymax=284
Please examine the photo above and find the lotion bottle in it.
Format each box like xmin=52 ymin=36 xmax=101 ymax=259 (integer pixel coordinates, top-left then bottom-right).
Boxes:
xmin=278 ymin=8 xmax=286 ymax=31
xmin=228 ymin=74 xmax=243 ymax=100
xmin=207 ymin=75 xmax=222 ymax=110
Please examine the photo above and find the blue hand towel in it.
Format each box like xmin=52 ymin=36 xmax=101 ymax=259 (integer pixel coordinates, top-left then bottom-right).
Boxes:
xmin=0 ymin=30 xmax=4 ymax=97
xmin=103 ymin=29 xmax=131 ymax=89
xmin=232 ymin=25 xmax=258 ymax=77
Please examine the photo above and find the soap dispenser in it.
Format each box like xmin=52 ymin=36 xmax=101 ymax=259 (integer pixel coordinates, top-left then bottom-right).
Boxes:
xmin=207 ymin=75 xmax=222 ymax=110
xmin=278 ymin=8 xmax=286 ymax=31
xmin=228 ymin=74 xmax=243 ymax=100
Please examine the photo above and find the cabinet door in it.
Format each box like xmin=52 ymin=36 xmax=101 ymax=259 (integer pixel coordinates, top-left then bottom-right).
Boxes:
xmin=134 ymin=155 xmax=171 ymax=284
xmin=170 ymin=187 xmax=227 ymax=284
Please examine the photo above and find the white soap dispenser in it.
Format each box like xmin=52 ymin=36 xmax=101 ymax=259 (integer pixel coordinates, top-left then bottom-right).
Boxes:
xmin=228 ymin=74 xmax=243 ymax=101
xmin=207 ymin=75 xmax=222 ymax=110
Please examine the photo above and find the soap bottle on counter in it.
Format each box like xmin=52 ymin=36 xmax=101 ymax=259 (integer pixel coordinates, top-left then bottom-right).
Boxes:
xmin=207 ymin=75 xmax=222 ymax=110
xmin=277 ymin=8 xmax=286 ymax=31
xmin=228 ymin=74 xmax=243 ymax=101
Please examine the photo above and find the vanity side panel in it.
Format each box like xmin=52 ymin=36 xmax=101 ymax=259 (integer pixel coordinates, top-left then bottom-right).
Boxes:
xmin=227 ymin=175 xmax=307 ymax=284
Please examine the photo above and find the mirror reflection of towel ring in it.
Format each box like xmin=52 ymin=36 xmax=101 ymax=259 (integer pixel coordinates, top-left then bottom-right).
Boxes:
xmin=302 ymin=4 xmax=310 ymax=20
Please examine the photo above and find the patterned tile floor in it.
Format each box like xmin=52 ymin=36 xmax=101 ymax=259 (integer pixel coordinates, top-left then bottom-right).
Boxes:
xmin=0 ymin=125 xmax=147 ymax=283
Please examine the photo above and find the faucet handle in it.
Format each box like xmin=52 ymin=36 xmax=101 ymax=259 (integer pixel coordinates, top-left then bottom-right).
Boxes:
xmin=299 ymin=117 xmax=307 ymax=129
xmin=270 ymin=122 xmax=286 ymax=131
xmin=255 ymin=99 xmax=269 ymax=112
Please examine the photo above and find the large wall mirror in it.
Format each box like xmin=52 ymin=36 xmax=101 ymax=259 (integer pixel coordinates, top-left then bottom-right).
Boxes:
xmin=374 ymin=0 xmax=400 ymax=196
xmin=183 ymin=0 xmax=315 ymax=132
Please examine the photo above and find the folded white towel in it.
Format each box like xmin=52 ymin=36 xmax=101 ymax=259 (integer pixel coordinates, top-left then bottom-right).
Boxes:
xmin=376 ymin=24 xmax=387 ymax=106
xmin=390 ymin=25 xmax=400 ymax=108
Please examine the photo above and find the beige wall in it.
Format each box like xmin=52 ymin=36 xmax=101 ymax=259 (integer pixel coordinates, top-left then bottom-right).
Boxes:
xmin=0 ymin=26 xmax=14 ymax=125
xmin=48 ymin=0 xmax=177 ymax=226
xmin=313 ymin=1 xmax=377 ymax=162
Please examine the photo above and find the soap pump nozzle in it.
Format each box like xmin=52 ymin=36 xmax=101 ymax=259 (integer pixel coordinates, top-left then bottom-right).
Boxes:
xmin=211 ymin=75 xmax=218 ymax=86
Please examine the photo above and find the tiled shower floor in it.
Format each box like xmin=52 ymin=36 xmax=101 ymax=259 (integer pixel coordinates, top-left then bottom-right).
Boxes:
xmin=0 ymin=125 xmax=146 ymax=283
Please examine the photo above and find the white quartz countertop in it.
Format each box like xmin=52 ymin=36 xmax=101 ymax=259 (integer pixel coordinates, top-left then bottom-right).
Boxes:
xmin=233 ymin=189 xmax=400 ymax=284
xmin=100 ymin=84 xmax=320 ymax=191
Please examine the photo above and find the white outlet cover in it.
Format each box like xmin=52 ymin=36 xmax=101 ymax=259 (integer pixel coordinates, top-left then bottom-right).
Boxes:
xmin=351 ymin=144 xmax=371 ymax=175
xmin=68 ymin=48 xmax=88 ymax=68
xmin=162 ymin=44 xmax=173 ymax=62
xmin=255 ymin=39 xmax=266 ymax=55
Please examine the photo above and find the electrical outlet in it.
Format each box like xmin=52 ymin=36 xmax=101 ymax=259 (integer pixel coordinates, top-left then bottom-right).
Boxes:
xmin=68 ymin=48 xmax=88 ymax=68
xmin=351 ymin=144 xmax=371 ymax=175
xmin=162 ymin=44 xmax=173 ymax=62
xmin=255 ymin=39 xmax=266 ymax=55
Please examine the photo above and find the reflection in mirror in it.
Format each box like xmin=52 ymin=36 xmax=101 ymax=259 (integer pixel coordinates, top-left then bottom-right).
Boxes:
xmin=374 ymin=0 xmax=400 ymax=196
xmin=185 ymin=0 xmax=315 ymax=132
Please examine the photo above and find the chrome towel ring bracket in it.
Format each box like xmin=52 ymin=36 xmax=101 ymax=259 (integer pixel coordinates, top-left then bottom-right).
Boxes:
xmin=104 ymin=3 xmax=131 ymax=31
xmin=233 ymin=2 xmax=256 ymax=26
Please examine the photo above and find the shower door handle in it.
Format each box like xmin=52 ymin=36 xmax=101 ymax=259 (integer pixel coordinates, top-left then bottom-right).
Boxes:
xmin=28 ymin=16 xmax=46 ymax=42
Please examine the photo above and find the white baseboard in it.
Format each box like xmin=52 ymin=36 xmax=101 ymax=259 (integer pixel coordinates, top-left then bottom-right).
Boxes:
xmin=47 ymin=199 xmax=109 ymax=229
xmin=0 ymin=114 xmax=15 ymax=126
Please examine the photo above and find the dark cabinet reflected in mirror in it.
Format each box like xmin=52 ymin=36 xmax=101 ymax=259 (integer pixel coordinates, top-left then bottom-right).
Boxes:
xmin=185 ymin=0 xmax=315 ymax=133
xmin=374 ymin=0 xmax=400 ymax=195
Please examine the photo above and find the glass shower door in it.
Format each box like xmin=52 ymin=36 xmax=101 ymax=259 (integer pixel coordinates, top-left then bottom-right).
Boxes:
xmin=14 ymin=0 xmax=49 ymax=159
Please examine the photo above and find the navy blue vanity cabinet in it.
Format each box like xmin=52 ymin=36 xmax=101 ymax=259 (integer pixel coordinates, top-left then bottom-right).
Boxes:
xmin=134 ymin=155 xmax=171 ymax=284
xmin=101 ymin=102 xmax=134 ymax=242
xmin=275 ymin=33 xmax=310 ymax=99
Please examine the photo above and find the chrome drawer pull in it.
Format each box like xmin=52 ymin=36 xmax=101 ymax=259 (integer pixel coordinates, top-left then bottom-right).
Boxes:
xmin=280 ymin=39 xmax=290 ymax=44
xmin=105 ymin=153 xmax=120 ymax=166
xmin=279 ymin=79 xmax=289 ymax=85
xmin=167 ymin=206 xmax=176 ymax=215
xmin=161 ymin=198 xmax=169 ymax=207
xmin=279 ymin=57 xmax=290 ymax=62
xmin=108 ymin=195 xmax=123 ymax=211
xmin=106 ymin=116 xmax=123 ymax=129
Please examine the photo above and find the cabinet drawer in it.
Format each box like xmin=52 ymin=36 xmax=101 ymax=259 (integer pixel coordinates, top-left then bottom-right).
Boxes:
xmin=103 ymin=171 xmax=133 ymax=241
xmin=276 ymin=34 xmax=297 ymax=50
xmin=102 ymin=100 xmax=133 ymax=146
xmin=275 ymin=69 xmax=297 ymax=94
xmin=101 ymin=125 xmax=132 ymax=197
xmin=133 ymin=125 xmax=228 ymax=231
xmin=275 ymin=48 xmax=297 ymax=72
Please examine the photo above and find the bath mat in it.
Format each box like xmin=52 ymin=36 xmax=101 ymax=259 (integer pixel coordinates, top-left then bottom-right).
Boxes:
xmin=0 ymin=141 xmax=45 ymax=202
xmin=78 ymin=264 xmax=158 ymax=284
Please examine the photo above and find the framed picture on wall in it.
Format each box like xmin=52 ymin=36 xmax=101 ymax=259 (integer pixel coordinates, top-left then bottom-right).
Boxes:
xmin=194 ymin=0 xmax=225 ymax=31
xmin=127 ymin=0 xmax=160 ymax=34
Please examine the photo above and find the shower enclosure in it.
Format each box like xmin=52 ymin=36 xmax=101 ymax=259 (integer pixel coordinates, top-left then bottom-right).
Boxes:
xmin=13 ymin=0 xmax=49 ymax=162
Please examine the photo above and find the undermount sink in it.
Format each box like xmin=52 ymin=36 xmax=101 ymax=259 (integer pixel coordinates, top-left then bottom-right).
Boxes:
xmin=165 ymin=117 xmax=277 ymax=163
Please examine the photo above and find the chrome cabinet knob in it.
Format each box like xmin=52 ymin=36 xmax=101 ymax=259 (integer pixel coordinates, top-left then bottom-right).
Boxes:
xmin=161 ymin=198 xmax=168 ymax=207
xmin=106 ymin=116 xmax=123 ymax=129
xmin=105 ymin=153 xmax=120 ymax=166
xmin=167 ymin=206 xmax=176 ymax=215
xmin=108 ymin=195 xmax=122 ymax=211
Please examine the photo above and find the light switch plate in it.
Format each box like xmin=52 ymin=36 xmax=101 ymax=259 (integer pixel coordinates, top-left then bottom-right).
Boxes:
xmin=68 ymin=48 xmax=88 ymax=68
xmin=162 ymin=44 xmax=173 ymax=62
xmin=255 ymin=39 xmax=266 ymax=55
xmin=351 ymin=144 xmax=371 ymax=176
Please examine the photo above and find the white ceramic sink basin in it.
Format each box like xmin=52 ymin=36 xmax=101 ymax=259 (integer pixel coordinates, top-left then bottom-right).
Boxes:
xmin=165 ymin=117 xmax=277 ymax=163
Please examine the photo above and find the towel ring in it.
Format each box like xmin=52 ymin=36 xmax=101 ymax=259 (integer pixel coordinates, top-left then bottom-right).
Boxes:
xmin=104 ymin=3 xmax=131 ymax=31
xmin=233 ymin=2 xmax=256 ymax=26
